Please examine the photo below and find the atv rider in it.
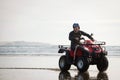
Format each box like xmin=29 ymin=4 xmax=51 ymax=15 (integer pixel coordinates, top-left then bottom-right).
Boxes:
xmin=69 ymin=23 xmax=94 ymax=56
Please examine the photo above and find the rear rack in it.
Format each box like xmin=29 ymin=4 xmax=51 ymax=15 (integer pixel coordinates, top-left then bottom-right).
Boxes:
xmin=58 ymin=45 xmax=70 ymax=53
xmin=58 ymin=45 xmax=70 ymax=49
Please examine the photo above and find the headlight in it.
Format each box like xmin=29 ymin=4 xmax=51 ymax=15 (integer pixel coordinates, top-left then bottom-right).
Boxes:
xmin=101 ymin=46 xmax=106 ymax=51
xmin=84 ymin=47 xmax=89 ymax=51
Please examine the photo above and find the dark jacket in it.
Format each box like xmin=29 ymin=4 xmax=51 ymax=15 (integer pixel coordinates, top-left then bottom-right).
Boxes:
xmin=69 ymin=30 xmax=94 ymax=50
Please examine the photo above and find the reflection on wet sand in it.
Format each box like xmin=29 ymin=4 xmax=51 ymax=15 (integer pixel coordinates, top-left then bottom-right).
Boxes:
xmin=59 ymin=71 xmax=108 ymax=80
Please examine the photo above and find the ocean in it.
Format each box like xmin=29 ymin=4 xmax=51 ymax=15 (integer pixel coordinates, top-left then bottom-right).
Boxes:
xmin=0 ymin=42 xmax=120 ymax=80
xmin=0 ymin=41 xmax=119 ymax=56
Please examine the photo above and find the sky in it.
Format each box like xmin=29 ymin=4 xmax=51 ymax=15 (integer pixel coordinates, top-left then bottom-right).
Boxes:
xmin=0 ymin=0 xmax=120 ymax=45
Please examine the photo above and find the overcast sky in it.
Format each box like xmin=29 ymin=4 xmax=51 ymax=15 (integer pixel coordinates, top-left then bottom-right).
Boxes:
xmin=0 ymin=0 xmax=120 ymax=45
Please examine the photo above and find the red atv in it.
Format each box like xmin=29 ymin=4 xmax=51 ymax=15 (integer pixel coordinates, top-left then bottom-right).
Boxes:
xmin=58 ymin=38 xmax=108 ymax=72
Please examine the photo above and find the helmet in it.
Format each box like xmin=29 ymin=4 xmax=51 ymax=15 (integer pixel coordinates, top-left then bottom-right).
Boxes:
xmin=73 ymin=23 xmax=80 ymax=28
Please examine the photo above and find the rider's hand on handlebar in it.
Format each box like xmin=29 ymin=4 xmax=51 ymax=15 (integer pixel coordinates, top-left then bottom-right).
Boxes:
xmin=92 ymin=39 xmax=96 ymax=42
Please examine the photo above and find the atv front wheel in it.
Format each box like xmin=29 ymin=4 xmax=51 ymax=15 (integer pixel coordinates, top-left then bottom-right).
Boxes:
xmin=59 ymin=55 xmax=71 ymax=71
xmin=97 ymin=56 xmax=108 ymax=72
xmin=77 ymin=58 xmax=89 ymax=73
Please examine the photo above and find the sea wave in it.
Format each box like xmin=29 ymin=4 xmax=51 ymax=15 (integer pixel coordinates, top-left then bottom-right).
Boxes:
xmin=0 ymin=42 xmax=119 ymax=56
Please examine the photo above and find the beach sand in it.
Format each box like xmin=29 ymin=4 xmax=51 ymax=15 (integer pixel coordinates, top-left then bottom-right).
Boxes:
xmin=0 ymin=55 xmax=120 ymax=80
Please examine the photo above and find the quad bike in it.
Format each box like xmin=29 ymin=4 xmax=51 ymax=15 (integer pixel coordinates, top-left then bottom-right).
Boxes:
xmin=58 ymin=36 xmax=108 ymax=72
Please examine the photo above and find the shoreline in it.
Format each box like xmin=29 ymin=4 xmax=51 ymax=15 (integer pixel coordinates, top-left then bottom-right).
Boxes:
xmin=0 ymin=53 xmax=62 ymax=56
xmin=0 ymin=55 xmax=120 ymax=80
xmin=0 ymin=53 xmax=120 ymax=57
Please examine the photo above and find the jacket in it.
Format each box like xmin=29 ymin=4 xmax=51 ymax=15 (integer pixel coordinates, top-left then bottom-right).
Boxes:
xmin=69 ymin=30 xmax=94 ymax=46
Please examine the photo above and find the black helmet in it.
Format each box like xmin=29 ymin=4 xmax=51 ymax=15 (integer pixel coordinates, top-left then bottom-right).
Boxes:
xmin=73 ymin=23 xmax=80 ymax=28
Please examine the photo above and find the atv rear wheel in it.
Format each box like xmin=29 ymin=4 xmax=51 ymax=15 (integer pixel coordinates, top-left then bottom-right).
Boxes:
xmin=97 ymin=56 xmax=108 ymax=72
xmin=59 ymin=55 xmax=71 ymax=71
xmin=77 ymin=58 xmax=89 ymax=73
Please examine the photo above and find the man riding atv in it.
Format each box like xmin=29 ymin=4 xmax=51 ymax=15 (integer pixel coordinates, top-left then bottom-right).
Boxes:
xmin=69 ymin=23 xmax=94 ymax=52
xmin=68 ymin=23 xmax=94 ymax=63
xmin=58 ymin=23 xmax=108 ymax=72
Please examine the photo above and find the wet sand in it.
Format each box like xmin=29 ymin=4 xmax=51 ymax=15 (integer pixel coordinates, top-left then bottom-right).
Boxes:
xmin=0 ymin=55 xmax=120 ymax=80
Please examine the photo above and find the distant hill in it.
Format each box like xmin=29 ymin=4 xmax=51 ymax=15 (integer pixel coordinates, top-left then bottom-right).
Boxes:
xmin=0 ymin=41 xmax=58 ymax=54
xmin=0 ymin=41 xmax=53 ymax=47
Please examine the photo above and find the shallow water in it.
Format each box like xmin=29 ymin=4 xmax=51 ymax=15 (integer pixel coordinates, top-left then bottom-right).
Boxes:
xmin=0 ymin=55 xmax=120 ymax=80
xmin=0 ymin=69 xmax=109 ymax=80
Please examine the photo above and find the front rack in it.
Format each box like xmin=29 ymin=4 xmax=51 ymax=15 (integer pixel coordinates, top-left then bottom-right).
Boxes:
xmin=58 ymin=41 xmax=106 ymax=49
